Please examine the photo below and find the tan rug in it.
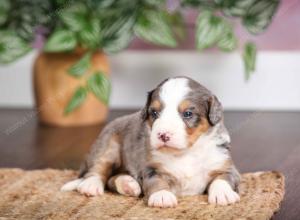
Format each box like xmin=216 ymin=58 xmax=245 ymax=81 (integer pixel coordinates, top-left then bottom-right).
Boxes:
xmin=0 ymin=169 xmax=284 ymax=220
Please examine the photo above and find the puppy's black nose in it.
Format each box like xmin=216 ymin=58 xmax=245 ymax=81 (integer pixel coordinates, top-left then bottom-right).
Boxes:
xmin=158 ymin=132 xmax=170 ymax=143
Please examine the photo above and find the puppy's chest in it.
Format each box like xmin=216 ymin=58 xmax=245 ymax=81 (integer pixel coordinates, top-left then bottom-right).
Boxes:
xmin=153 ymin=145 xmax=227 ymax=196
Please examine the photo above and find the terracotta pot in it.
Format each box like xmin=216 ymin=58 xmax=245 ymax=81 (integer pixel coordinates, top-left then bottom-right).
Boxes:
xmin=33 ymin=50 xmax=110 ymax=127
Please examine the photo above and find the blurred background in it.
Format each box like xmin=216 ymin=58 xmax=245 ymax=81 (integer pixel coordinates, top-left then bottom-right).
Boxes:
xmin=0 ymin=0 xmax=299 ymax=113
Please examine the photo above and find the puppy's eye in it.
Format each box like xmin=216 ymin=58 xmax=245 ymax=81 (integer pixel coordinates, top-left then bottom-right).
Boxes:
xmin=183 ymin=110 xmax=193 ymax=119
xmin=150 ymin=109 xmax=159 ymax=119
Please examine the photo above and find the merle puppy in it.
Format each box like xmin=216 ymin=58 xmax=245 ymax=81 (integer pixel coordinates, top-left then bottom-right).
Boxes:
xmin=61 ymin=76 xmax=240 ymax=208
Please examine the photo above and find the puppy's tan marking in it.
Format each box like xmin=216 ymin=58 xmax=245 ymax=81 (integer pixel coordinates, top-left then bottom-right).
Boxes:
xmin=187 ymin=117 xmax=210 ymax=147
xmin=143 ymin=174 xmax=170 ymax=197
xmin=208 ymin=159 xmax=240 ymax=192
xmin=207 ymin=159 xmax=240 ymax=205
xmin=147 ymin=99 xmax=162 ymax=127
xmin=142 ymin=162 xmax=180 ymax=198
xmin=178 ymin=100 xmax=211 ymax=147
xmin=157 ymin=146 xmax=184 ymax=156
xmin=178 ymin=100 xmax=191 ymax=113
xmin=151 ymin=100 xmax=162 ymax=110
xmin=208 ymin=160 xmax=232 ymax=180
xmin=87 ymin=134 xmax=121 ymax=183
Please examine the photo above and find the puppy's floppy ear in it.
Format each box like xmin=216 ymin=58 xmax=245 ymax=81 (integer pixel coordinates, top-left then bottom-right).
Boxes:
xmin=141 ymin=90 xmax=154 ymax=120
xmin=207 ymin=95 xmax=223 ymax=125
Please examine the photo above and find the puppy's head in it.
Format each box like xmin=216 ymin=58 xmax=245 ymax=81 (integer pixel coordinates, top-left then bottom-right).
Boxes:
xmin=142 ymin=77 xmax=223 ymax=150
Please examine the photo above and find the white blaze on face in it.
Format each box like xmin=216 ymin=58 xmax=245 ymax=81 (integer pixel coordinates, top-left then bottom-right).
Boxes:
xmin=150 ymin=78 xmax=190 ymax=150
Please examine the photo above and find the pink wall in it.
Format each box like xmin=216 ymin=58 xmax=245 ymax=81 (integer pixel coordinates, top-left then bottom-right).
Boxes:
xmin=129 ymin=0 xmax=300 ymax=51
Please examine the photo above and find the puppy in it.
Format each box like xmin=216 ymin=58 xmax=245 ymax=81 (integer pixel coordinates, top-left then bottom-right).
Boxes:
xmin=61 ymin=76 xmax=240 ymax=208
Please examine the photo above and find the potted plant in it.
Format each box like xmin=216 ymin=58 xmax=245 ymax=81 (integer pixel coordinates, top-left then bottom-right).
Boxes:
xmin=0 ymin=0 xmax=279 ymax=126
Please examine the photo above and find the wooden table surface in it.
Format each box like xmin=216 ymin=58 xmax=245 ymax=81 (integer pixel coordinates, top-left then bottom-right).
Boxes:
xmin=0 ymin=109 xmax=299 ymax=219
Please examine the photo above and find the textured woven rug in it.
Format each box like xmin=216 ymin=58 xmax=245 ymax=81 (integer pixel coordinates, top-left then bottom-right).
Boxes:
xmin=0 ymin=169 xmax=284 ymax=220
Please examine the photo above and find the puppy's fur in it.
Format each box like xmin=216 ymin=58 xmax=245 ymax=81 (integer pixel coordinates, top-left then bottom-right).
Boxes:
xmin=61 ymin=77 xmax=240 ymax=207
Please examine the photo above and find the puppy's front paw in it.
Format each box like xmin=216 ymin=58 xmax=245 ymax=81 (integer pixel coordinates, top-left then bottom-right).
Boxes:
xmin=148 ymin=190 xmax=177 ymax=208
xmin=115 ymin=175 xmax=141 ymax=197
xmin=208 ymin=179 xmax=240 ymax=206
xmin=77 ymin=175 xmax=104 ymax=196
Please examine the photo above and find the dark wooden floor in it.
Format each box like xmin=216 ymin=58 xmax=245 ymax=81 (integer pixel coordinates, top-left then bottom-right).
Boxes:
xmin=0 ymin=109 xmax=299 ymax=219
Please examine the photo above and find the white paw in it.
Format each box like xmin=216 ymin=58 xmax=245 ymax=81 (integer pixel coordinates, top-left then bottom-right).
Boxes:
xmin=208 ymin=179 xmax=240 ymax=206
xmin=115 ymin=175 xmax=141 ymax=197
xmin=77 ymin=175 xmax=104 ymax=196
xmin=148 ymin=190 xmax=177 ymax=208
xmin=61 ymin=178 xmax=83 ymax=191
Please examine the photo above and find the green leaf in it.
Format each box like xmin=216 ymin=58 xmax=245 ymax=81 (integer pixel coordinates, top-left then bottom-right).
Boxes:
xmin=102 ymin=13 xmax=136 ymax=53
xmin=54 ymin=0 xmax=69 ymax=7
xmin=165 ymin=11 xmax=186 ymax=41
xmin=143 ymin=0 xmax=165 ymax=6
xmin=96 ymin=0 xmax=115 ymax=8
xmin=68 ymin=52 xmax=92 ymax=78
xmin=60 ymin=11 xmax=87 ymax=32
xmin=0 ymin=0 xmax=10 ymax=25
xmin=134 ymin=10 xmax=177 ymax=47
xmin=87 ymin=72 xmax=111 ymax=104
xmin=217 ymin=26 xmax=237 ymax=52
xmin=102 ymin=13 xmax=136 ymax=38
xmin=181 ymin=0 xmax=216 ymax=8
xmin=243 ymin=42 xmax=256 ymax=80
xmin=59 ymin=3 xmax=88 ymax=32
xmin=64 ymin=86 xmax=87 ymax=114
xmin=243 ymin=0 xmax=279 ymax=34
xmin=221 ymin=0 xmax=256 ymax=17
xmin=44 ymin=30 xmax=77 ymax=52
xmin=109 ymin=0 xmax=138 ymax=8
xmin=0 ymin=31 xmax=31 ymax=64
xmin=103 ymin=31 xmax=133 ymax=54
xmin=196 ymin=11 xmax=227 ymax=50
xmin=60 ymin=2 xmax=88 ymax=15
xmin=78 ymin=18 xmax=101 ymax=49
xmin=0 ymin=0 xmax=10 ymax=10
xmin=0 ymin=13 xmax=6 ymax=26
